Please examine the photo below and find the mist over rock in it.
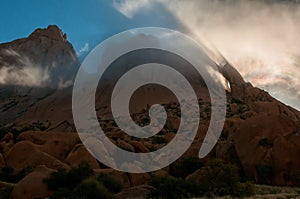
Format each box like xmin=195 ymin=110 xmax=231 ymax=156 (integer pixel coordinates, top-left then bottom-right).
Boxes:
xmin=0 ymin=25 xmax=80 ymax=123
xmin=0 ymin=25 xmax=79 ymax=88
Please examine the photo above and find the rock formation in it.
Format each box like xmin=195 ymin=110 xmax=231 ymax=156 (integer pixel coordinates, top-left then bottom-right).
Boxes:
xmin=0 ymin=25 xmax=80 ymax=124
xmin=0 ymin=25 xmax=299 ymax=199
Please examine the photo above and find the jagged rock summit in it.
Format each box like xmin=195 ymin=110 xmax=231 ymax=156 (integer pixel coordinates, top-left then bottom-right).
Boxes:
xmin=29 ymin=25 xmax=68 ymax=42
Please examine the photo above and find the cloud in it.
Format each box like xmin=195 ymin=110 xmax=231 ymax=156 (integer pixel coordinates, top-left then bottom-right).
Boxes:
xmin=112 ymin=0 xmax=300 ymax=110
xmin=162 ymin=0 xmax=300 ymax=109
xmin=0 ymin=49 xmax=50 ymax=87
xmin=77 ymin=42 xmax=89 ymax=56
xmin=113 ymin=0 xmax=152 ymax=18
xmin=58 ymin=78 xmax=73 ymax=89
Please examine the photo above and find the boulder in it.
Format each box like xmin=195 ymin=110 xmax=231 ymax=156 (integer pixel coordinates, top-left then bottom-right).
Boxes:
xmin=233 ymin=114 xmax=300 ymax=185
xmin=1 ymin=132 xmax=14 ymax=144
xmin=94 ymin=169 xmax=130 ymax=188
xmin=151 ymin=169 xmax=169 ymax=178
xmin=114 ymin=185 xmax=154 ymax=199
xmin=129 ymin=141 xmax=149 ymax=153
xmin=5 ymin=141 xmax=69 ymax=172
xmin=116 ymin=139 xmax=135 ymax=152
xmin=64 ymin=144 xmax=100 ymax=169
xmin=129 ymin=173 xmax=151 ymax=187
xmin=17 ymin=131 xmax=80 ymax=161
xmin=11 ymin=165 xmax=55 ymax=199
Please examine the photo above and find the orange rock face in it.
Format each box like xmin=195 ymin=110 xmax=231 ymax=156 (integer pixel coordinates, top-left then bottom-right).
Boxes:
xmin=5 ymin=141 xmax=70 ymax=172
xmin=11 ymin=165 xmax=55 ymax=199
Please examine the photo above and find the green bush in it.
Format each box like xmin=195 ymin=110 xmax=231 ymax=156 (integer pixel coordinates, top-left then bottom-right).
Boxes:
xmin=44 ymin=163 xmax=124 ymax=198
xmin=0 ymin=166 xmax=15 ymax=182
xmin=255 ymin=165 xmax=273 ymax=185
xmin=97 ymin=173 xmax=123 ymax=194
xmin=171 ymin=157 xmax=203 ymax=178
xmin=195 ymin=159 xmax=241 ymax=196
xmin=150 ymin=176 xmax=190 ymax=199
xmin=151 ymin=159 xmax=254 ymax=198
xmin=74 ymin=178 xmax=112 ymax=199
xmin=44 ymin=169 xmax=69 ymax=191
xmin=44 ymin=162 xmax=94 ymax=191
xmin=48 ymin=188 xmax=74 ymax=199
xmin=0 ymin=166 xmax=32 ymax=183
xmin=48 ymin=178 xmax=113 ymax=199
xmin=150 ymin=176 xmax=207 ymax=199
xmin=0 ymin=185 xmax=13 ymax=199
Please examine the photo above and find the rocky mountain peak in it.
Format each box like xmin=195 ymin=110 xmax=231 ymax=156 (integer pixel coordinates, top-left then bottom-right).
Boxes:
xmin=0 ymin=25 xmax=80 ymax=123
xmin=29 ymin=25 xmax=67 ymax=42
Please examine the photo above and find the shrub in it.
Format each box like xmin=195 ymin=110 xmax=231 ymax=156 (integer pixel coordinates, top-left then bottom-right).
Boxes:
xmin=258 ymin=138 xmax=273 ymax=147
xmin=48 ymin=188 xmax=74 ymax=199
xmin=0 ymin=166 xmax=15 ymax=182
xmin=150 ymin=176 xmax=207 ymax=199
xmin=150 ymin=176 xmax=189 ymax=199
xmin=196 ymin=159 xmax=241 ymax=196
xmin=44 ymin=169 xmax=69 ymax=191
xmin=0 ymin=166 xmax=32 ymax=183
xmin=171 ymin=157 xmax=204 ymax=178
xmin=74 ymin=178 xmax=112 ymax=199
xmin=236 ymin=182 xmax=255 ymax=197
xmin=44 ymin=163 xmax=121 ymax=198
xmin=48 ymin=178 xmax=113 ymax=199
xmin=0 ymin=185 xmax=13 ymax=199
xmin=149 ymin=159 xmax=254 ymax=198
xmin=295 ymin=173 xmax=300 ymax=187
xmin=97 ymin=173 xmax=123 ymax=193
xmin=255 ymin=165 xmax=273 ymax=185
xmin=187 ymin=159 xmax=254 ymax=197
xmin=44 ymin=162 xmax=94 ymax=191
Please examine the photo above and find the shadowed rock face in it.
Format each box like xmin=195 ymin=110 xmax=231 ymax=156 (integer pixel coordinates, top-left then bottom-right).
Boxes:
xmin=0 ymin=25 xmax=299 ymax=190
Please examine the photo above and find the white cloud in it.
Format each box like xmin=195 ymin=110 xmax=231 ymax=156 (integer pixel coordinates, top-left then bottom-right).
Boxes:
xmin=0 ymin=49 xmax=50 ymax=87
xmin=112 ymin=0 xmax=300 ymax=109
xmin=77 ymin=42 xmax=89 ymax=56
xmin=58 ymin=78 xmax=73 ymax=89
xmin=161 ymin=0 xmax=300 ymax=109
xmin=113 ymin=0 xmax=152 ymax=18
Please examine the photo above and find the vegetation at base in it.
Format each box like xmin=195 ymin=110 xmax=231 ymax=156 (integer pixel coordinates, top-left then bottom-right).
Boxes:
xmin=0 ymin=185 xmax=14 ymax=199
xmin=0 ymin=166 xmax=32 ymax=183
xmin=256 ymin=165 xmax=273 ymax=185
xmin=150 ymin=159 xmax=254 ymax=198
xmin=97 ymin=173 xmax=123 ymax=193
xmin=150 ymin=176 xmax=205 ymax=199
xmin=170 ymin=157 xmax=204 ymax=179
xmin=43 ymin=162 xmax=123 ymax=199
xmin=296 ymin=173 xmax=300 ymax=187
